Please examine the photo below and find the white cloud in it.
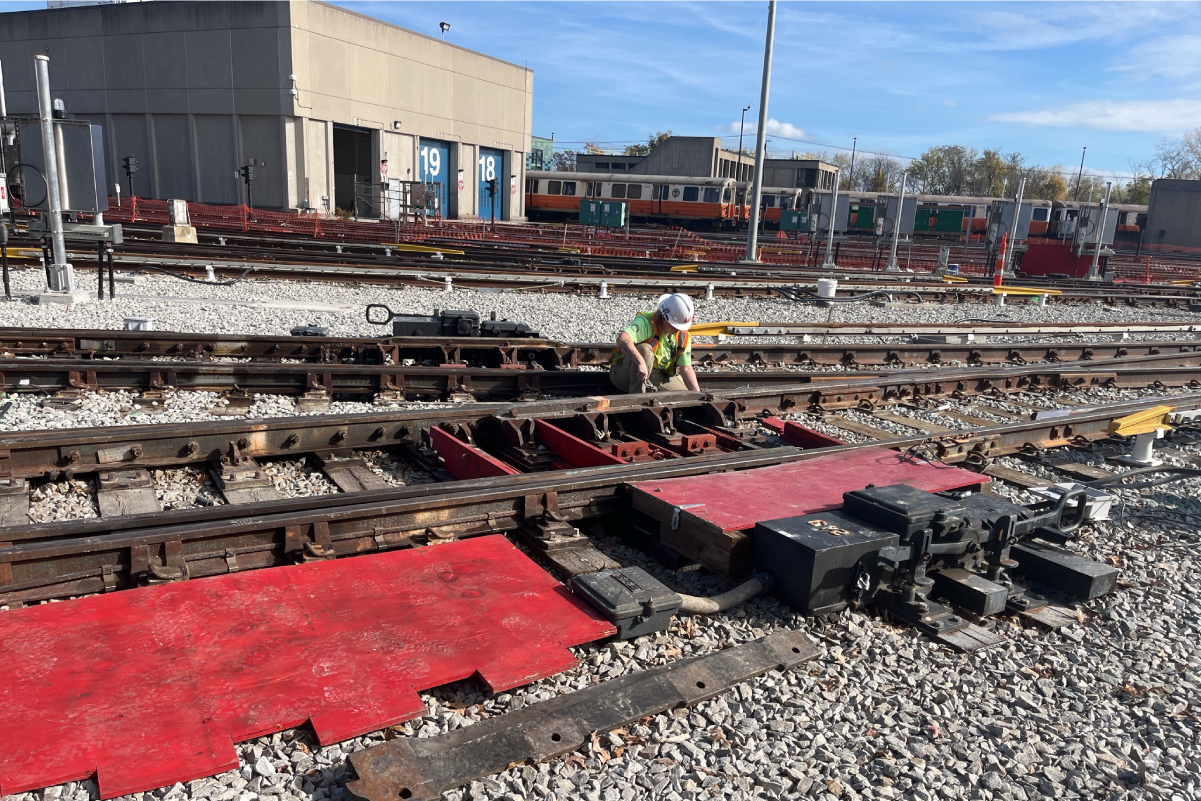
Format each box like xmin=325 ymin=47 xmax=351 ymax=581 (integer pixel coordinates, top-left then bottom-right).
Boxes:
xmin=1116 ymin=34 xmax=1201 ymax=81
xmin=724 ymin=118 xmax=805 ymax=139
xmin=990 ymin=100 xmax=1201 ymax=133
xmin=943 ymin=100 xmax=957 ymax=107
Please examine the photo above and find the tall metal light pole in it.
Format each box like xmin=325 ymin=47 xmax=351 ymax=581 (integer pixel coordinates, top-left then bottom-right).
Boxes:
xmin=847 ymin=137 xmax=857 ymax=191
xmin=743 ymin=0 xmax=776 ymax=263
xmin=737 ymin=103 xmax=751 ymax=181
xmin=883 ymin=170 xmax=907 ymax=272
xmin=35 ymin=55 xmax=74 ymax=295
xmin=1073 ymin=146 xmax=1087 ymax=201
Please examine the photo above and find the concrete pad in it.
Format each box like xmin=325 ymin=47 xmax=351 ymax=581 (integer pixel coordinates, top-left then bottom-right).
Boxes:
xmin=36 ymin=289 xmax=93 ymax=305
xmin=161 ymin=225 xmax=198 ymax=244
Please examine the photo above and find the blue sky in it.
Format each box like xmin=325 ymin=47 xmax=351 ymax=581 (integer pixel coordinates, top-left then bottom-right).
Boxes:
xmin=343 ymin=0 xmax=1201 ymax=180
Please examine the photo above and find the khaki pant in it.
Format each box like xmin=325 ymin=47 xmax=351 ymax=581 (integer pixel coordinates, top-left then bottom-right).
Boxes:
xmin=609 ymin=342 xmax=687 ymax=393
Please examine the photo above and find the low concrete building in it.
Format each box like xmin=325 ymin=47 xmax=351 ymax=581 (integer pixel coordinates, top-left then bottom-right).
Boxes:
xmin=573 ymin=136 xmax=837 ymax=190
xmin=0 ymin=0 xmax=533 ymax=219
xmin=1145 ymin=179 xmax=1201 ymax=250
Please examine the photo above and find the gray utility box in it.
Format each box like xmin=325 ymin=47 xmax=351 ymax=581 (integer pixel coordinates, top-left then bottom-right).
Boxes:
xmin=571 ymin=567 xmax=682 ymax=640
xmin=753 ymin=510 xmax=898 ymax=615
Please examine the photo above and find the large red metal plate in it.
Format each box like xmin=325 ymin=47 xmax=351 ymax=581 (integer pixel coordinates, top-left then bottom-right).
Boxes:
xmin=632 ymin=447 xmax=986 ymax=533
xmin=0 ymin=536 xmax=613 ymax=799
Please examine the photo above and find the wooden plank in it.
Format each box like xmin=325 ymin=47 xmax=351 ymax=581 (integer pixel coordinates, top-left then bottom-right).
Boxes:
xmin=1037 ymin=455 xmax=1116 ymax=480
xmin=871 ymin=410 xmax=953 ymax=434
xmin=982 ymin=464 xmax=1045 ymax=489
xmin=827 ymin=416 xmax=894 ymax=440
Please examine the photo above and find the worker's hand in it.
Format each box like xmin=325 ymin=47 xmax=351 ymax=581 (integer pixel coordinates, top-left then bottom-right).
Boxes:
xmin=635 ymin=357 xmax=650 ymax=382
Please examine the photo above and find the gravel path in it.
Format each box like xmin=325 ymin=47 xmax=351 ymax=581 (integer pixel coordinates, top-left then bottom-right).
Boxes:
xmin=3 ymin=273 xmax=1200 ymax=801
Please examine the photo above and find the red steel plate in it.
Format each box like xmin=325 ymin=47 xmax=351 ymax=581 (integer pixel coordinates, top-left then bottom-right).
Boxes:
xmin=0 ymin=536 xmax=613 ymax=799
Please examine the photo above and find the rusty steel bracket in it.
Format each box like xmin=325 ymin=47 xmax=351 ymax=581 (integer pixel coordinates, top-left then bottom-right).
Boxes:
xmin=345 ymin=631 xmax=820 ymax=801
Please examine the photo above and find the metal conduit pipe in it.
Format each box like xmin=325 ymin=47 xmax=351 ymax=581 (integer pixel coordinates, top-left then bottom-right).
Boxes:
xmin=677 ymin=574 xmax=773 ymax=615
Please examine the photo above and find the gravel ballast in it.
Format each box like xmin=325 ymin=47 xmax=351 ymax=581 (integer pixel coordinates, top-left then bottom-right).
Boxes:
xmin=2 ymin=272 xmax=1199 ymax=801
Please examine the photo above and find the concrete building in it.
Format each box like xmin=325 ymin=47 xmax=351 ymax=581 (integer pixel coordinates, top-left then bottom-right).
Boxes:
xmin=572 ymin=136 xmax=837 ymax=190
xmin=1145 ymin=179 xmax=1201 ymax=250
xmin=0 ymin=0 xmax=533 ymax=220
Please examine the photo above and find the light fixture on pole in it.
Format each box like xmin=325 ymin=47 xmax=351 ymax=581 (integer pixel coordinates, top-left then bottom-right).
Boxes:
xmin=439 ymin=21 xmax=450 ymax=39
xmin=737 ymin=103 xmax=751 ymax=181
xmin=1073 ymin=146 xmax=1087 ymax=202
xmin=743 ymin=0 xmax=776 ymax=263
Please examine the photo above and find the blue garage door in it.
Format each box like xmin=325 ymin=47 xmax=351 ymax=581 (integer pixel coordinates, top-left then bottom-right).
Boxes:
xmin=419 ymin=138 xmax=451 ymax=218
xmin=478 ymin=147 xmax=504 ymax=221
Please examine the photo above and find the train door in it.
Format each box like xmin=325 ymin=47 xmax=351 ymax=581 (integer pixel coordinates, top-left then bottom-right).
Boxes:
xmin=477 ymin=146 xmax=503 ymax=221
xmin=418 ymin=138 xmax=451 ymax=218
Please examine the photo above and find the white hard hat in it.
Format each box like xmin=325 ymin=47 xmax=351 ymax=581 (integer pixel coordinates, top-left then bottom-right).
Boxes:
xmin=657 ymin=293 xmax=695 ymax=331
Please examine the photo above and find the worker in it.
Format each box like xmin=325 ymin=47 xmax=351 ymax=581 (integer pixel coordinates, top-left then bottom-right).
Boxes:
xmin=610 ymin=293 xmax=701 ymax=393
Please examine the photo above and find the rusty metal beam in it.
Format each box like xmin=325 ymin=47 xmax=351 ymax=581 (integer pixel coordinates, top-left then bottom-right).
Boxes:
xmin=345 ymin=631 xmax=820 ymax=801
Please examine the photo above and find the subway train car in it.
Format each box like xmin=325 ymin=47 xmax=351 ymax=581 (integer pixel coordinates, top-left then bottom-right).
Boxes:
xmin=525 ymin=171 xmax=746 ymax=229
xmin=1048 ymin=201 xmax=1147 ymax=243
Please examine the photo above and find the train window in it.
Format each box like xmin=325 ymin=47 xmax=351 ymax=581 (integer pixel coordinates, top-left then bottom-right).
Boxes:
xmin=547 ymin=180 xmax=561 ymax=195
xmin=612 ymin=184 xmax=627 ymax=199
xmin=1033 ymin=208 xmax=1048 ymax=221
xmin=683 ymin=186 xmax=699 ymax=202
xmin=763 ymin=195 xmax=776 ymax=208
xmin=703 ymin=188 xmax=719 ymax=203
xmin=780 ymin=195 xmax=793 ymax=210
xmin=628 ymin=184 xmax=643 ymax=200
xmin=562 ymin=181 xmax=577 ymax=196
xmin=723 ymin=187 xmax=732 ymax=203
xmin=526 ymin=179 xmax=538 ymax=194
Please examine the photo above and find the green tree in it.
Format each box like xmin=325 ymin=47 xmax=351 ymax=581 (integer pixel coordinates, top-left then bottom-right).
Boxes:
xmin=625 ymin=130 xmax=673 ymax=156
xmin=1124 ymin=176 xmax=1152 ymax=205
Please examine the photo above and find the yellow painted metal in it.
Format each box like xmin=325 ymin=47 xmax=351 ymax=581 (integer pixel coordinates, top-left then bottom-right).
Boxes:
xmin=669 ymin=264 xmax=699 ymax=273
xmin=1108 ymin=405 xmax=1174 ymax=436
xmin=4 ymin=248 xmax=42 ymax=259
xmin=991 ymin=286 xmax=1062 ymax=296
xmin=382 ymin=243 xmax=466 ymax=255
xmin=940 ymin=275 xmax=969 ymax=283
xmin=689 ymin=321 xmax=759 ymax=336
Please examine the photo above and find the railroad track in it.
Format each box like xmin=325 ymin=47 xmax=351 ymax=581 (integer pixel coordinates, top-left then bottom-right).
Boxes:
xmin=3 ymin=351 xmax=1201 ymax=402
xmin=1 ymin=383 xmax=1195 ymax=607
xmin=4 ymin=327 xmax=1201 ymax=369
xmin=10 ymin=227 xmax=1201 ymax=305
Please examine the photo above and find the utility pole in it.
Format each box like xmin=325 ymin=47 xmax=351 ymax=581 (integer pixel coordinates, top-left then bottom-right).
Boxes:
xmin=883 ymin=170 xmax=908 ymax=272
xmin=1087 ymin=181 xmax=1112 ymax=281
xmin=737 ymin=103 xmax=751 ymax=181
xmin=821 ymin=168 xmax=840 ymax=269
xmin=743 ymin=0 xmax=776 ymax=263
xmin=847 ymin=137 xmax=856 ymax=191
xmin=1073 ymin=146 xmax=1087 ymax=202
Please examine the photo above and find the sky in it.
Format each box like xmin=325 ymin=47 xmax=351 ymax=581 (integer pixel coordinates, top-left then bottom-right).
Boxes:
xmin=340 ymin=0 xmax=1201 ymax=181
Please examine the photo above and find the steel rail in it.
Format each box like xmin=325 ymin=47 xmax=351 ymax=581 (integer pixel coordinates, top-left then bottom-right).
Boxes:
xmin=2 ymin=356 xmax=1201 ymax=479
xmin=1 ymin=391 xmax=1197 ymax=606
xmin=4 ymin=327 xmax=1201 ymax=369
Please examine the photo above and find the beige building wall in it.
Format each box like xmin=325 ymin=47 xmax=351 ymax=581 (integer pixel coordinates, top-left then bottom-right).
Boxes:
xmin=0 ymin=0 xmax=532 ymax=219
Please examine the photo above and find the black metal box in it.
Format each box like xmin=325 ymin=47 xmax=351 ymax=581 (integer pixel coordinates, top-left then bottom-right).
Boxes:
xmin=571 ymin=567 xmax=682 ymax=640
xmin=753 ymin=511 xmax=898 ymax=615
xmin=842 ymin=484 xmax=965 ymax=537
xmin=391 ymin=315 xmax=442 ymax=337
xmin=1012 ymin=542 xmax=1119 ymax=600
xmin=481 ymin=320 xmax=540 ymax=338
xmin=440 ymin=309 xmax=481 ymax=337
